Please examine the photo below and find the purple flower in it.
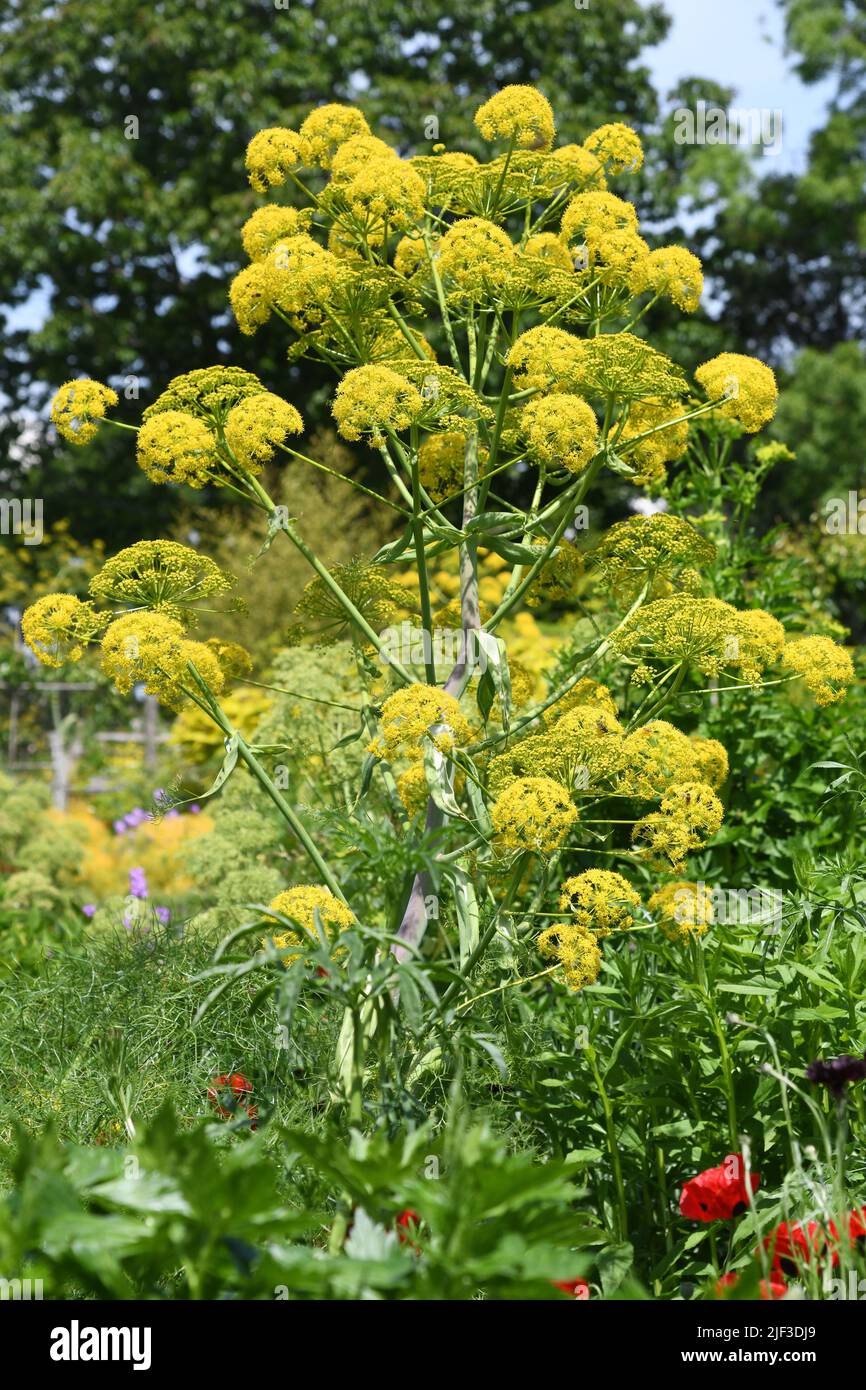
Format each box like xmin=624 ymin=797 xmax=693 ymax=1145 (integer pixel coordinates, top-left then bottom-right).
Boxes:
xmin=190 ymin=804 xmax=201 ymax=815
xmin=154 ymin=905 xmax=171 ymax=925
xmin=806 ymin=1052 xmax=866 ymax=1101
xmin=82 ymin=904 xmax=97 ymax=918
xmin=129 ymin=866 xmax=148 ymax=900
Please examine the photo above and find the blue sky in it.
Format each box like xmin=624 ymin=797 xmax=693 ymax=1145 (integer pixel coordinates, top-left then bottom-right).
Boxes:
xmin=644 ymin=0 xmax=836 ymax=174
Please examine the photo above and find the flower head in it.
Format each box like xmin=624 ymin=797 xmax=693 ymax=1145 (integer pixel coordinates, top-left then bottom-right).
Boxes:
xmin=89 ymin=541 xmax=235 ymax=622
xmin=782 ymin=634 xmax=854 ymax=706
xmin=136 ymin=411 xmax=218 ymax=488
xmin=379 ymin=684 xmax=471 ymax=762
xmin=583 ymin=123 xmax=644 ymax=175
xmin=50 ymin=378 xmax=118 ymax=445
xmin=241 ymin=205 xmax=313 ymax=261
xmin=21 ymin=594 xmax=105 ymax=667
xmin=490 ymin=776 xmax=577 ymax=855
xmin=650 ymin=880 xmax=714 ymax=943
xmin=437 ymin=217 xmax=515 ymax=299
xmin=332 ymin=365 xmax=423 ymax=444
xmin=537 ymin=920 xmax=602 ymax=992
xmin=806 ymin=1052 xmax=866 ymax=1101
xmin=695 ymin=353 xmax=778 ymax=432
xmin=519 ymin=394 xmax=598 ymax=475
xmin=630 ymin=246 xmax=703 ymax=313
xmin=246 ymin=127 xmax=304 ymax=191
xmin=559 ymin=869 xmax=640 ymax=935
xmin=299 ymin=104 xmax=370 ymax=169
xmin=265 ymin=885 xmax=355 ymax=962
xmin=224 ymin=392 xmax=303 ymax=471
xmin=473 ymin=85 xmax=555 ymax=151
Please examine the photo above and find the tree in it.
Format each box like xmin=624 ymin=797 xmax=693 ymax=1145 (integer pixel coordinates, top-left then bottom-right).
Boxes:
xmin=701 ymin=0 xmax=866 ymax=359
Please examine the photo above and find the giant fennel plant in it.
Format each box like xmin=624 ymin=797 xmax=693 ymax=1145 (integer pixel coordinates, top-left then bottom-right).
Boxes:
xmin=23 ymin=86 xmax=854 ymax=1114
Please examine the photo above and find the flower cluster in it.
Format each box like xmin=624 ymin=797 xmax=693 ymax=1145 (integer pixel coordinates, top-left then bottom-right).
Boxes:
xmin=490 ymin=776 xmax=577 ymax=855
xmin=265 ymin=885 xmax=355 ymax=962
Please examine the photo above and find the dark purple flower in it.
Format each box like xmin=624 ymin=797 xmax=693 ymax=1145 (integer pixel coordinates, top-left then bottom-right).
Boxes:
xmin=806 ymin=1052 xmax=866 ymax=1100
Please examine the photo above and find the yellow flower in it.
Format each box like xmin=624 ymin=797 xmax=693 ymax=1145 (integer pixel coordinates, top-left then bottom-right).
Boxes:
xmin=546 ymin=144 xmax=607 ymax=191
xmin=229 ymin=261 xmax=278 ymax=335
xmin=782 ymin=635 xmax=855 ymax=706
xmin=550 ymin=678 xmax=619 ymax=722
xmin=265 ymin=885 xmax=355 ymax=962
xmin=538 ymin=920 xmax=602 ymax=992
xmin=21 ymin=594 xmax=105 ymax=667
xmin=506 ymin=325 xmax=586 ymax=393
xmin=519 ymin=393 xmax=599 ymax=474
xmin=649 ymin=881 xmax=713 ymax=942
xmin=631 ymin=811 xmax=696 ymax=869
xmin=241 ymin=205 xmax=313 ymax=261
xmin=393 ymin=233 xmax=429 ymax=279
xmin=298 ymin=104 xmax=370 ymax=169
xmin=617 ymin=720 xmax=702 ymax=798
xmin=145 ymin=366 xmax=265 ymax=424
xmin=523 ymin=232 xmax=574 ymax=271
xmin=100 ymin=611 xmax=185 ymax=695
xmin=559 ymin=868 xmax=641 ymax=935
xmin=524 ymin=536 xmax=584 ymax=608
xmin=561 ymin=190 xmax=638 ymax=246
xmin=590 ymin=514 xmax=715 ymax=604
xmin=379 ymin=683 xmax=471 ymax=762
xmin=224 ymin=392 xmax=303 ymax=471
xmin=584 ymin=122 xmax=644 ymax=175
xmin=50 ymin=379 xmax=118 ymax=445
xmin=612 ymin=596 xmax=780 ymax=682
xmin=437 ymin=217 xmax=515 ymax=298
xmin=490 ymin=776 xmax=577 ymax=855
xmin=567 ymin=332 xmax=687 ymax=402
xmin=266 ymin=233 xmax=347 ymax=331
xmin=342 ymin=157 xmax=426 ymax=236
xmin=630 ymin=246 xmax=704 ymax=313
xmin=474 ymin=85 xmax=555 ymax=150
xmin=102 ymin=613 xmax=224 ymax=711
xmin=618 ymin=398 xmax=690 ymax=487
xmin=585 ymin=227 xmax=650 ymax=286
xmin=418 ymin=431 xmax=467 ymax=501
xmin=89 ymin=541 xmax=234 ymax=621
xmin=332 ymin=365 xmax=423 ymax=443
xmin=330 ymin=133 xmax=398 ymax=182
xmin=660 ymin=781 xmax=724 ymax=839
xmin=694 ymin=353 xmax=778 ymax=432
xmin=245 ymin=127 xmax=304 ymax=191
xmin=136 ymin=411 xmax=218 ymax=488
xmin=396 ymin=763 xmax=429 ymax=818
xmin=689 ymin=736 xmax=729 ymax=790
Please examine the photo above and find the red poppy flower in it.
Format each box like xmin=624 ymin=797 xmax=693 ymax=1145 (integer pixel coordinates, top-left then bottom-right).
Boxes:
xmin=762 ymin=1218 xmax=841 ymax=1277
xmin=680 ymin=1155 xmax=760 ymax=1222
xmin=551 ymin=1278 xmax=590 ymax=1299
xmin=207 ymin=1072 xmax=254 ymax=1116
xmin=395 ymin=1209 xmax=422 ymax=1251
xmin=715 ymin=1271 xmax=786 ymax=1300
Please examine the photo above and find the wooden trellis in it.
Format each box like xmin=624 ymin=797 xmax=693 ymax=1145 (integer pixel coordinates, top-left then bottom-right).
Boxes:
xmin=2 ymin=681 xmax=165 ymax=809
